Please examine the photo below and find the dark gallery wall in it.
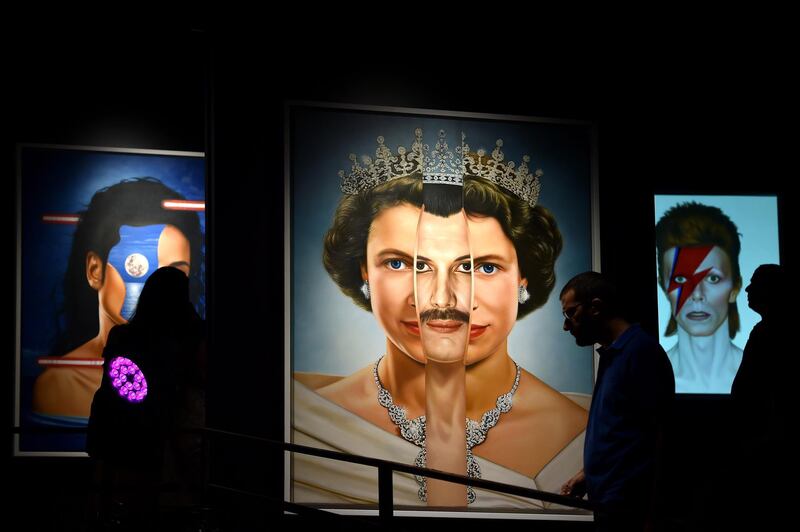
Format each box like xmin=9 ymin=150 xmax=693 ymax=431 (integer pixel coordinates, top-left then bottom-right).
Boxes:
xmin=5 ymin=19 xmax=795 ymax=529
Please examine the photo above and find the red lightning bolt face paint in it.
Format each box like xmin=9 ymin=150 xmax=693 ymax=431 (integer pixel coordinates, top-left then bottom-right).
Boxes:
xmin=662 ymin=245 xmax=738 ymax=338
xmin=667 ymin=245 xmax=714 ymax=315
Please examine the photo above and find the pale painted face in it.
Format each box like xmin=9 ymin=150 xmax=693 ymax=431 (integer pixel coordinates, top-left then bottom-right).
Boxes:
xmin=98 ymin=224 xmax=191 ymax=324
xmin=364 ymin=203 xmax=525 ymax=365
xmin=662 ymin=245 xmax=738 ymax=337
xmin=464 ymin=214 xmax=525 ymax=364
xmin=414 ymin=209 xmax=472 ymax=363
xmin=363 ymin=204 xmax=424 ymax=362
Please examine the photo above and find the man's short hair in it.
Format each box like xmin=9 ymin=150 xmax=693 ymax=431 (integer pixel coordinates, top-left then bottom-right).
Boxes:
xmin=560 ymin=271 xmax=623 ymax=318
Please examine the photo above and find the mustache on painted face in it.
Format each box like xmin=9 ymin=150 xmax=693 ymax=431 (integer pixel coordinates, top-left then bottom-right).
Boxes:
xmin=419 ymin=307 xmax=470 ymax=324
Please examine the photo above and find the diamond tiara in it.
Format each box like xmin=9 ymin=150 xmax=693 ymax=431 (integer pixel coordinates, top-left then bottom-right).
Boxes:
xmin=338 ymin=128 xmax=543 ymax=207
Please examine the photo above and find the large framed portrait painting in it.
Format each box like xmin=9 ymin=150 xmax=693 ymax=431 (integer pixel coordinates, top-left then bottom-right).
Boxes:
xmin=286 ymin=103 xmax=598 ymax=516
xmin=15 ymin=144 xmax=205 ymax=456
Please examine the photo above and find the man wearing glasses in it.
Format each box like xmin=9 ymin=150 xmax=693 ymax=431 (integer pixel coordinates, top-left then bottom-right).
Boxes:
xmin=558 ymin=271 xmax=674 ymax=532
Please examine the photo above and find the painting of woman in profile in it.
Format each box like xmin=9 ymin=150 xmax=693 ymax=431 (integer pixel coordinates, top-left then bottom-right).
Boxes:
xmin=16 ymin=146 xmax=205 ymax=454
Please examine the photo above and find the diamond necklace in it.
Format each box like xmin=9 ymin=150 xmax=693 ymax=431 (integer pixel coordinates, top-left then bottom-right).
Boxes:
xmin=373 ymin=355 xmax=521 ymax=504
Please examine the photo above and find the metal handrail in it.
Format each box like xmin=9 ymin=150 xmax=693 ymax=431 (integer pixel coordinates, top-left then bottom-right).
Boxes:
xmin=10 ymin=424 xmax=595 ymax=517
xmin=202 ymin=426 xmax=596 ymax=519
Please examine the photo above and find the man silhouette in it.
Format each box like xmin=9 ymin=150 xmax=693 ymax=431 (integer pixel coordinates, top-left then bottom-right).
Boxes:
xmin=730 ymin=264 xmax=789 ymax=526
xmin=559 ymin=272 xmax=674 ymax=531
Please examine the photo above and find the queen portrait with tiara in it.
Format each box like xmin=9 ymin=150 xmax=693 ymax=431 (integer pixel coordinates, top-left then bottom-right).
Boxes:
xmin=292 ymin=128 xmax=589 ymax=509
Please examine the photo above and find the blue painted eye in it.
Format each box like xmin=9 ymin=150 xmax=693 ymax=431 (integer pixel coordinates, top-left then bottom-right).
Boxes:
xmin=389 ymin=259 xmax=404 ymax=270
xmin=479 ymin=264 xmax=496 ymax=274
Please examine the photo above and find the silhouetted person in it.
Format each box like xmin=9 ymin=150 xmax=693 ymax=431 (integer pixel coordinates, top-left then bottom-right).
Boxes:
xmin=559 ymin=272 xmax=674 ymax=532
xmin=729 ymin=264 xmax=789 ymax=525
xmin=87 ymin=266 xmax=206 ymax=529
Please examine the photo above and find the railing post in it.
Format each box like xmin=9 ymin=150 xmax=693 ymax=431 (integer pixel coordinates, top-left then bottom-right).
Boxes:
xmin=378 ymin=464 xmax=393 ymax=520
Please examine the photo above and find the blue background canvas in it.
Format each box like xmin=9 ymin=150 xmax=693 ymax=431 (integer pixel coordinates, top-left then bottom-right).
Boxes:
xmin=18 ymin=146 xmax=205 ymax=453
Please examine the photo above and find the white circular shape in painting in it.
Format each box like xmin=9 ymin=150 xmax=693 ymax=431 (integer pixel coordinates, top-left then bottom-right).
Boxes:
xmin=125 ymin=253 xmax=149 ymax=278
